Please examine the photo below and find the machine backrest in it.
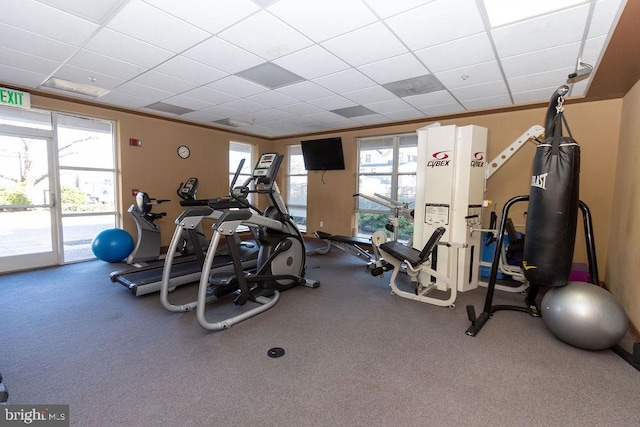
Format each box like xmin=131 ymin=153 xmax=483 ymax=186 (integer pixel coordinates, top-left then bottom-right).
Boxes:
xmin=417 ymin=227 xmax=446 ymax=262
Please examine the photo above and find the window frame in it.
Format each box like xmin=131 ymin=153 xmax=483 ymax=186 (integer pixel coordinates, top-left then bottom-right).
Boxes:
xmin=286 ymin=144 xmax=307 ymax=232
xmin=355 ymin=132 xmax=418 ymax=241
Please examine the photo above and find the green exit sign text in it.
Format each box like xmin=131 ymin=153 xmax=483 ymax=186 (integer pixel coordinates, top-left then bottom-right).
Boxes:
xmin=0 ymin=87 xmax=31 ymax=109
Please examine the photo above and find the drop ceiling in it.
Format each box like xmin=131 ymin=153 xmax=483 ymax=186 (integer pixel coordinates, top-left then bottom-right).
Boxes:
xmin=0 ymin=0 xmax=630 ymax=138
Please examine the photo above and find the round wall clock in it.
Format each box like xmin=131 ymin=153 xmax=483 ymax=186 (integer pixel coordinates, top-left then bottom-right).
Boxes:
xmin=177 ymin=145 xmax=190 ymax=159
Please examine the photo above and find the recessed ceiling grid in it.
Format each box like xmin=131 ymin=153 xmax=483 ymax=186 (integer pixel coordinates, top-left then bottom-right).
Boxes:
xmin=0 ymin=0 xmax=627 ymax=137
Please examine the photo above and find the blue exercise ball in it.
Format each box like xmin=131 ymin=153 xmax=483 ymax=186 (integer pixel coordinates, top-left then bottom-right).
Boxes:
xmin=91 ymin=228 xmax=134 ymax=263
xmin=541 ymin=281 xmax=628 ymax=350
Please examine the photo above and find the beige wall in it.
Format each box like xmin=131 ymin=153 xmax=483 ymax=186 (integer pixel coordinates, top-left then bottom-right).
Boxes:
xmin=273 ymin=99 xmax=622 ymax=275
xmin=607 ymin=78 xmax=640 ymax=331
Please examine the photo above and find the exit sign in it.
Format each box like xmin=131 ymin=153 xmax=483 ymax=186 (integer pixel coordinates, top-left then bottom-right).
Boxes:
xmin=0 ymin=87 xmax=30 ymax=109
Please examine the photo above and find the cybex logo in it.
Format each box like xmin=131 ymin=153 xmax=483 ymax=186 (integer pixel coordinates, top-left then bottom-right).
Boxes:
xmin=471 ymin=152 xmax=485 ymax=167
xmin=427 ymin=150 xmax=451 ymax=167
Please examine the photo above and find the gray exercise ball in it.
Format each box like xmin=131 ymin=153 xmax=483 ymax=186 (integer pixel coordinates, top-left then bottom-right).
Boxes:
xmin=541 ymin=281 xmax=628 ymax=350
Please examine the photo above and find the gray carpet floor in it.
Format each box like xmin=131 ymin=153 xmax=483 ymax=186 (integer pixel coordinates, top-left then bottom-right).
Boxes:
xmin=1 ymin=250 xmax=639 ymax=426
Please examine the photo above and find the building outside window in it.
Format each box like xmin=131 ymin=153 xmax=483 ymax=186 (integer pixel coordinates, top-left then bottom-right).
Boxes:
xmin=286 ymin=144 xmax=307 ymax=232
xmin=356 ymin=133 xmax=417 ymax=243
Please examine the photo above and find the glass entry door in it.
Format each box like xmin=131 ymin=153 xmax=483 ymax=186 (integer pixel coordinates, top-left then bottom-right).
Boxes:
xmin=0 ymin=131 xmax=58 ymax=272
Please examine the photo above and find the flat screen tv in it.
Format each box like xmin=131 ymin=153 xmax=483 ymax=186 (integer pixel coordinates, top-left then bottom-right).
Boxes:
xmin=300 ymin=137 xmax=345 ymax=171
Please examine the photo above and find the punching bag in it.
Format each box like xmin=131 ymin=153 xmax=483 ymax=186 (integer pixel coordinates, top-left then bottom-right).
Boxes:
xmin=522 ymin=87 xmax=580 ymax=288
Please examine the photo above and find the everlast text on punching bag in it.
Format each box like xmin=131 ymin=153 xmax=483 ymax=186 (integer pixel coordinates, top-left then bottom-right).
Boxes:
xmin=522 ymin=86 xmax=580 ymax=288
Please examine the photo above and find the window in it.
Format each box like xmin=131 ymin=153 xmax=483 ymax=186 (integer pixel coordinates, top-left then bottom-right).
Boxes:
xmin=356 ymin=133 xmax=417 ymax=242
xmin=56 ymin=113 xmax=117 ymax=262
xmin=229 ymin=142 xmax=253 ymax=191
xmin=286 ymin=145 xmax=307 ymax=231
xmin=0 ymin=106 xmax=117 ymax=268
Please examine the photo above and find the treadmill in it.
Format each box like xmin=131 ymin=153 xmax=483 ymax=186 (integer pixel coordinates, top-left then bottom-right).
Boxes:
xmin=109 ymin=239 xmax=258 ymax=296
xmin=110 ymin=174 xmax=259 ymax=297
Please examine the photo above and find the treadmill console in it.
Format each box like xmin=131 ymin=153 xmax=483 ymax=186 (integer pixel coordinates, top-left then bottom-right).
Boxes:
xmin=178 ymin=177 xmax=199 ymax=200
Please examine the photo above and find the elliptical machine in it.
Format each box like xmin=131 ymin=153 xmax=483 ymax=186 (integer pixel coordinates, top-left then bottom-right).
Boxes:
xmin=160 ymin=152 xmax=319 ymax=330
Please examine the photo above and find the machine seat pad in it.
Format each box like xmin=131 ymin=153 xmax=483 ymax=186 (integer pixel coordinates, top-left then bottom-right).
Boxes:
xmin=380 ymin=241 xmax=423 ymax=267
xmin=380 ymin=227 xmax=446 ymax=267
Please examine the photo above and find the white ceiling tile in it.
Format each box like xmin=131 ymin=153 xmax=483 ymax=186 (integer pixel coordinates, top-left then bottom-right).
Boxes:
xmin=588 ymin=0 xmax=625 ymax=38
xmin=132 ymin=70 xmax=198 ymax=94
xmin=358 ymin=53 xmax=430 ymax=84
xmin=274 ymin=116 xmax=323 ymax=128
xmin=181 ymin=107 xmax=241 ymax=122
xmin=343 ymin=86 xmax=396 ymax=104
xmin=462 ymin=94 xmax=513 ymax=111
xmin=84 ymin=28 xmax=174 ymax=68
xmin=350 ymin=114 xmax=392 ymax=125
xmin=383 ymin=108 xmax=424 ymax=120
xmin=269 ymin=0 xmax=378 ymax=42
xmin=107 ymin=0 xmax=210 ymax=53
xmin=0 ymin=46 xmax=59 ymax=76
xmin=501 ymin=43 xmax=580 ymax=79
xmin=144 ymin=0 xmax=259 ymax=34
xmin=0 ymin=64 xmax=48 ymax=87
xmin=364 ymin=98 xmax=414 ymax=114
xmin=321 ymin=22 xmax=407 ymax=67
xmin=274 ymin=45 xmax=350 ymax=80
xmin=246 ymin=91 xmax=299 ymax=108
xmin=491 ymin=4 xmax=589 ymax=58
xmin=582 ymin=35 xmax=607 ymax=66
xmin=403 ymin=90 xmax=458 ymax=109
xmin=436 ymin=61 xmax=503 ymax=89
xmin=276 ymin=81 xmax=334 ymax=101
xmin=98 ymin=91 xmax=156 ymax=109
xmin=508 ymin=67 xmax=575 ymax=93
xmin=0 ymin=23 xmax=76 ymax=62
xmin=385 ymin=0 xmax=485 ymax=51
xmin=180 ymin=86 xmax=237 ymax=105
xmin=153 ymin=56 xmax=228 ymax=85
xmin=183 ymin=37 xmax=264 ymax=74
xmin=363 ymin=0 xmax=435 ymax=19
xmin=54 ymin=65 xmax=125 ymax=90
xmin=414 ymin=33 xmax=495 ymax=73
xmin=306 ymin=95 xmax=358 ymax=110
xmin=111 ymin=81 xmax=174 ymax=102
xmin=313 ymin=69 xmax=376 ymax=93
xmin=304 ymin=111 xmax=345 ymax=123
xmin=162 ymin=94 xmax=214 ymax=110
xmin=451 ymin=80 xmax=509 ymax=101
xmin=236 ymin=109 xmax=295 ymax=122
xmin=68 ymin=49 xmax=146 ymax=81
xmin=279 ymin=102 xmax=324 ymax=115
xmin=512 ymin=86 xmax=559 ymax=104
xmin=418 ymin=102 xmax=465 ymax=116
xmin=218 ymin=11 xmax=313 ymax=60
xmin=36 ymin=0 xmax=123 ymax=23
xmin=300 ymin=122 xmax=342 ymax=132
xmin=2 ymin=0 xmax=99 ymax=46
xmin=207 ymin=75 xmax=269 ymax=97
xmin=221 ymin=99 xmax=269 ymax=114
